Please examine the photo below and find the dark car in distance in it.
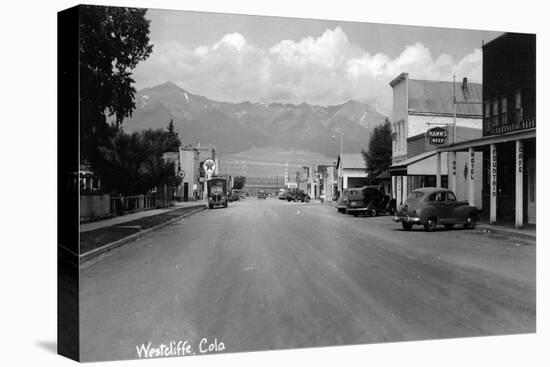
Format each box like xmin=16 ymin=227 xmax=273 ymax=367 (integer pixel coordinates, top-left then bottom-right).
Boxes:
xmin=346 ymin=186 xmax=396 ymax=217
xmin=393 ymin=187 xmax=478 ymax=231
xmin=258 ymin=190 xmax=267 ymax=199
xmin=228 ymin=190 xmax=241 ymax=202
xmin=287 ymin=189 xmax=310 ymax=203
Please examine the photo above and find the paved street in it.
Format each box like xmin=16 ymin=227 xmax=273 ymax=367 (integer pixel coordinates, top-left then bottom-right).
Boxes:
xmin=80 ymin=198 xmax=535 ymax=362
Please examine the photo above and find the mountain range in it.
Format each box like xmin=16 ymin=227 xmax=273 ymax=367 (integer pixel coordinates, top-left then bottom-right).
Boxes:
xmin=121 ymin=82 xmax=387 ymax=159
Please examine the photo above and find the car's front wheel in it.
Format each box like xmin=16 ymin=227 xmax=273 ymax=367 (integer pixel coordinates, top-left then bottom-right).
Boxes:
xmin=305 ymin=197 xmax=310 ymax=203
xmin=370 ymin=208 xmax=377 ymax=217
xmin=464 ymin=215 xmax=476 ymax=229
xmin=424 ymin=217 xmax=437 ymax=232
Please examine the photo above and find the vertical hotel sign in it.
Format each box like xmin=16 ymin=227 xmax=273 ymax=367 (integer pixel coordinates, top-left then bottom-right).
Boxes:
xmin=490 ymin=144 xmax=497 ymax=223
xmin=491 ymin=146 xmax=497 ymax=197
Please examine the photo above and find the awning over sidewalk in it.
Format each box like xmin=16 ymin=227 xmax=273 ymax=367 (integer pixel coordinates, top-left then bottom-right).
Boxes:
xmin=389 ymin=151 xmax=447 ymax=176
xmin=436 ymin=128 xmax=535 ymax=152
xmin=375 ymin=170 xmax=391 ymax=180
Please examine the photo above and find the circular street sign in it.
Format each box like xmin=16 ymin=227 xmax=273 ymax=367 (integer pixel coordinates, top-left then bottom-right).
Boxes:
xmin=179 ymin=170 xmax=185 ymax=178
xmin=203 ymin=159 xmax=216 ymax=175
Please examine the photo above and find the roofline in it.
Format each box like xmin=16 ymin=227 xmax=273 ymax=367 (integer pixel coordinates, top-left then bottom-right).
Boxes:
xmin=481 ymin=32 xmax=510 ymax=49
xmin=408 ymin=78 xmax=482 ymax=87
xmin=408 ymin=111 xmax=482 ymax=118
xmin=389 ymin=72 xmax=408 ymax=87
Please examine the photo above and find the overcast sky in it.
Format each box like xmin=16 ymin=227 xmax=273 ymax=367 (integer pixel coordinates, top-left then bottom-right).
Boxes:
xmin=132 ymin=8 xmax=503 ymax=114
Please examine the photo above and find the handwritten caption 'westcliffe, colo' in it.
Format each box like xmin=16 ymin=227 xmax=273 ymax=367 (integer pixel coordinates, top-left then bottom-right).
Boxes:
xmin=136 ymin=338 xmax=226 ymax=358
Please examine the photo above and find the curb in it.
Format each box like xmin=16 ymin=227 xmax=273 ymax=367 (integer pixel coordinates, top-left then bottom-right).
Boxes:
xmin=79 ymin=205 xmax=206 ymax=263
xmin=475 ymin=225 xmax=536 ymax=241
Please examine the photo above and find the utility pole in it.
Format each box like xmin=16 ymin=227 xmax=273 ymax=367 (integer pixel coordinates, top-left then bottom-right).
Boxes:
xmin=453 ymin=75 xmax=456 ymax=144
xmin=340 ymin=131 xmax=344 ymax=191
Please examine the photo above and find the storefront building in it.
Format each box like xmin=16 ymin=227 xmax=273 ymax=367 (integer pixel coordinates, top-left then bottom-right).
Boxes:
xmin=438 ymin=33 xmax=536 ymax=227
xmin=336 ymin=153 xmax=368 ymax=193
xmin=388 ymin=73 xmax=483 ymax=205
xmin=163 ymin=144 xmax=217 ymax=202
xmin=315 ymin=164 xmax=337 ymax=201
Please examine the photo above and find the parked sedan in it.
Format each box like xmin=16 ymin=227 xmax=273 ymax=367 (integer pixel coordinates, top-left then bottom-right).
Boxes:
xmin=335 ymin=189 xmax=349 ymax=213
xmin=345 ymin=186 xmax=396 ymax=217
xmin=393 ymin=187 xmax=478 ymax=231
xmin=258 ymin=190 xmax=267 ymax=199
xmin=287 ymin=189 xmax=310 ymax=202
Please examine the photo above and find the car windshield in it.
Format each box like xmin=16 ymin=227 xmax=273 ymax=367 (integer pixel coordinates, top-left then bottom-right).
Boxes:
xmin=210 ymin=186 xmax=224 ymax=194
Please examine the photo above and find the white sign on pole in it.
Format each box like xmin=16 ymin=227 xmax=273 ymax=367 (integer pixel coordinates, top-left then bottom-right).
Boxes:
xmin=203 ymin=159 xmax=216 ymax=176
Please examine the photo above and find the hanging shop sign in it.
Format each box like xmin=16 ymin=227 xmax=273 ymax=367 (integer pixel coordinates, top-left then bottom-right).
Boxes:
xmin=427 ymin=127 xmax=447 ymax=145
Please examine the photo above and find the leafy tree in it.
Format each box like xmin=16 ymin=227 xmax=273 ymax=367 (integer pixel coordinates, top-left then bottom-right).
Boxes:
xmin=97 ymin=128 xmax=181 ymax=195
xmin=79 ymin=5 xmax=153 ymax=166
xmin=232 ymin=176 xmax=246 ymax=190
xmin=362 ymin=119 xmax=392 ymax=183
xmin=165 ymin=119 xmax=181 ymax=152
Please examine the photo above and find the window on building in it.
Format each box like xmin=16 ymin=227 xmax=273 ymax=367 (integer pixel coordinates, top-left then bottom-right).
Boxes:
xmin=441 ymin=175 xmax=448 ymax=189
xmin=500 ymin=96 xmax=507 ymax=125
xmin=484 ymin=101 xmax=491 ymax=132
xmin=514 ymin=90 xmax=523 ymax=123
xmin=399 ymin=122 xmax=403 ymax=151
xmin=491 ymin=99 xmax=499 ymax=127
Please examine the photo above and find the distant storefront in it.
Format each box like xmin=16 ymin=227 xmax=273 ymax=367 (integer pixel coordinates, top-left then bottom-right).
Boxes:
xmin=163 ymin=144 xmax=216 ymax=202
xmin=336 ymin=153 xmax=368 ymax=193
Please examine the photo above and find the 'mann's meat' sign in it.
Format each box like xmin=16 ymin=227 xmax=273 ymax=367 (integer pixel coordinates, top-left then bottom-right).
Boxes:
xmin=427 ymin=127 xmax=447 ymax=145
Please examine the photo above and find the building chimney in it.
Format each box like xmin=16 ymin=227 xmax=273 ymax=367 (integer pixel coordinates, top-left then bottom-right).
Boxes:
xmin=462 ymin=77 xmax=468 ymax=90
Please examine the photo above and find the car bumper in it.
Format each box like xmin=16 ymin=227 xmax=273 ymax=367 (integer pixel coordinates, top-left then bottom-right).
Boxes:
xmin=393 ymin=215 xmax=422 ymax=223
xmin=346 ymin=207 xmax=367 ymax=213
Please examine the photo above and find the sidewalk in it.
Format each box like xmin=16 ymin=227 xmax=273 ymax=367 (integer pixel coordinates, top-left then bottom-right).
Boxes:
xmin=80 ymin=201 xmax=206 ymax=232
xmin=476 ymin=221 xmax=536 ymax=241
xmin=79 ymin=201 xmax=206 ymax=262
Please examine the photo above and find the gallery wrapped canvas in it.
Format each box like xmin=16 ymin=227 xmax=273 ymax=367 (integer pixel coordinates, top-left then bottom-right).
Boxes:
xmin=58 ymin=4 xmax=536 ymax=363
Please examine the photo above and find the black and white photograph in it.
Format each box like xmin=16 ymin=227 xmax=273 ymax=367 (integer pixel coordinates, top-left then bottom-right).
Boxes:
xmin=23 ymin=0 xmax=543 ymax=365
xmin=54 ymin=3 xmax=540 ymax=363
